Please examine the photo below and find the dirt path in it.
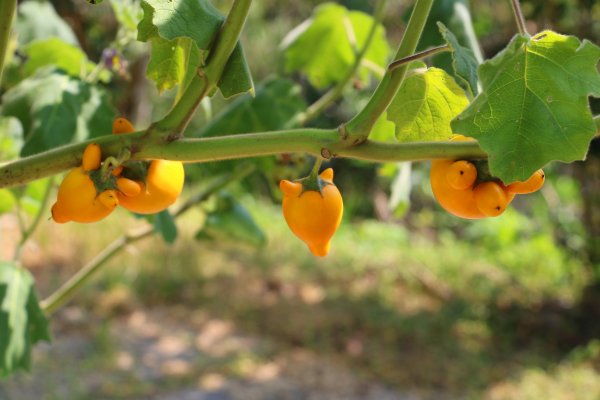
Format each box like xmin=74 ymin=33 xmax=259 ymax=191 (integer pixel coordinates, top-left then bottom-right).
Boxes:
xmin=1 ymin=306 xmax=427 ymax=400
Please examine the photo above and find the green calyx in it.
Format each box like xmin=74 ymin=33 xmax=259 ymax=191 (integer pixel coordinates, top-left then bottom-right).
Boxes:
xmin=88 ymin=168 xmax=118 ymax=195
xmin=295 ymin=157 xmax=331 ymax=196
xmin=472 ymin=159 xmax=503 ymax=186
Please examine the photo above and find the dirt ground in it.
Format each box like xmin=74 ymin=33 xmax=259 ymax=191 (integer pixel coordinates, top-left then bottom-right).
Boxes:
xmin=1 ymin=306 xmax=430 ymax=400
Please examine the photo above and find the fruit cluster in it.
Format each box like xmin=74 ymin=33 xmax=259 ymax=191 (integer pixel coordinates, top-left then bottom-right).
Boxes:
xmin=430 ymin=135 xmax=545 ymax=219
xmin=51 ymin=118 xmax=184 ymax=223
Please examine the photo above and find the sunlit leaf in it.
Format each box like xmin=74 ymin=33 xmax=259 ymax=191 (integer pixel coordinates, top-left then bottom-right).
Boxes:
xmin=387 ymin=64 xmax=469 ymax=142
xmin=370 ymin=111 xmax=396 ymax=142
xmin=452 ymin=31 xmax=600 ymax=183
xmin=14 ymin=178 xmax=51 ymax=217
xmin=389 ymin=162 xmax=412 ymax=217
xmin=0 ymin=190 xmax=16 ymax=215
xmin=1 ymin=69 xmax=115 ymax=156
xmin=22 ymin=38 xmax=98 ymax=79
xmin=137 ymin=0 xmax=254 ymax=98
xmin=14 ymin=2 xmax=78 ymax=46
xmin=0 ymin=117 xmax=24 ymax=161
xmin=146 ymin=36 xmax=200 ymax=94
xmin=282 ymin=2 xmax=390 ymax=89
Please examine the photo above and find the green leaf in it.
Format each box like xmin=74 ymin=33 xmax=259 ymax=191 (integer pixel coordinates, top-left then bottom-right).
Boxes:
xmin=146 ymin=36 xmax=200 ymax=94
xmin=79 ymin=86 xmax=117 ymax=140
xmin=15 ymin=2 xmax=78 ymax=46
xmin=281 ymin=2 xmax=391 ymax=89
xmin=137 ymin=0 xmax=254 ymax=98
xmin=0 ymin=262 xmax=51 ymax=377
xmin=452 ymin=31 xmax=600 ymax=183
xmin=0 ymin=190 xmax=16 ymax=215
xmin=153 ymin=210 xmax=178 ymax=244
xmin=110 ymin=0 xmax=143 ymax=32
xmin=438 ymin=22 xmax=479 ymax=96
xmin=1 ymin=69 xmax=115 ymax=156
xmin=387 ymin=65 xmax=469 ymax=142
xmin=388 ymin=162 xmax=412 ymax=218
xmin=200 ymin=77 xmax=307 ymax=136
xmin=218 ymin=43 xmax=254 ymax=99
xmin=13 ymin=178 xmax=51 ymax=217
xmin=0 ymin=117 xmax=24 ymax=161
xmin=370 ymin=111 xmax=396 ymax=142
xmin=199 ymin=195 xmax=266 ymax=248
xmin=22 ymin=38 xmax=97 ymax=79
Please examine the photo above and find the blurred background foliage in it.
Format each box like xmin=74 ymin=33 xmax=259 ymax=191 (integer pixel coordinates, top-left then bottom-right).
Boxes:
xmin=1 ymin=0 xmax=600 ymax=398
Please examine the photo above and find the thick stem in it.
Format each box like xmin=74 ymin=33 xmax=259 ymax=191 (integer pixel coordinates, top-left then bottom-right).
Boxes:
xmin=0 ymin=0 xmax=17 ymax=84
xmin=509 ymin=0 xmax=528 ymax=36
xmin=40 ymin=165 xmax=255 ymax=315
xmin=387 ymin=44 xmax=451 ymax=71
xmin=5 ymin=115 xmax=600 ymax=189
xmin=295 ymin=0 xmax=387 ymax=126
xmin=344 ymin=0 xmax=434 ymax=143
xmin=154 ymin=0 xmax=253 ymax=135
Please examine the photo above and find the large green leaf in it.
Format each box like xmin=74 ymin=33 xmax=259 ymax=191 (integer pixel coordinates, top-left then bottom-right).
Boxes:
xmin=0 ymin=262 xmax=51 ymax=377
xmin=22 ymin=38 xmax=97 ymax=79
xmin=14 ymin=1 xmax=78 ymax=46
xmin=387 ymin=64 xmax=469 ymax=142
xmin=281 ymin=2 xmax=390 ymax=89
xmin=1 ymin=69 xmax=115 ymax=156
xmin=200 ymin=77 xmax=307 ymax=136
xmin=137 ymin=0 xmax=254 ymax=98
xmin=438 ymin=22 xmax=479 ymax=96
xmin=452 ymin=31 xmax=600 ymax=183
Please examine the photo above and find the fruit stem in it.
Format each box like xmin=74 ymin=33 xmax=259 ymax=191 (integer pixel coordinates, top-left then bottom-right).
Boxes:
xmin=309 ymin=157 xmax=323 ymax=180
xmin=509 ymin=0 xmax=529 ymax=36
xmin=387 ymin=44 xmax=451 ymax=71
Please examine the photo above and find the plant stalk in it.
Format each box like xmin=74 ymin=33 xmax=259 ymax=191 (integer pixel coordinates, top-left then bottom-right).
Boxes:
xmin=0 ymin=0 xmax=17 ymax=84
xmin=154 ymin=0 xmax=253 ymax=136
xmin=387 ymin=44 xmax=451 ymax=71
xmin=509 ymin=0 xmax=528 ymax=35
xmin=13 ymin=178 xmax=54 ymax=261
xmin=0 ymin=127 xmax=494 ymax=189
xmin=344 ymin=0 xmax=434 ymax=143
